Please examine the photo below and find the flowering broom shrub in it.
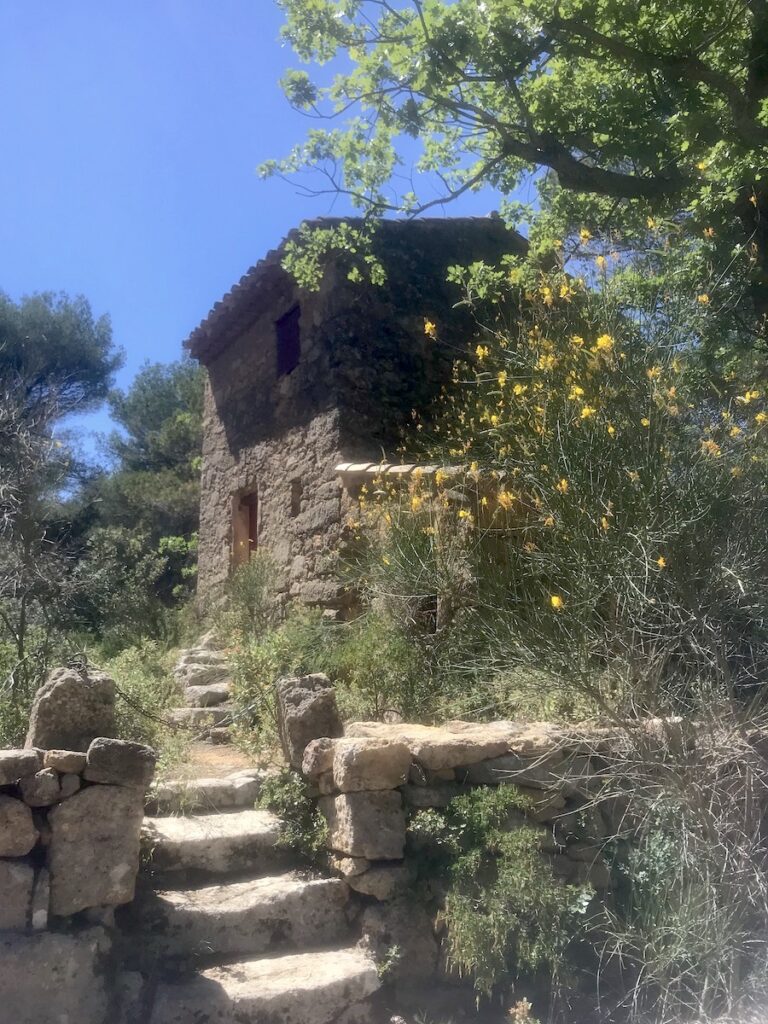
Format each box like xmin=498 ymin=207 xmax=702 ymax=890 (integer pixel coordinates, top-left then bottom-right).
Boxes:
xmin=349 ymin=255 xmax=768 ymax=717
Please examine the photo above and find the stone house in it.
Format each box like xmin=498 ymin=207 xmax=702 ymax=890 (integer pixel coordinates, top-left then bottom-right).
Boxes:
xmin=185 ymin=216 xmax=525 ymax=612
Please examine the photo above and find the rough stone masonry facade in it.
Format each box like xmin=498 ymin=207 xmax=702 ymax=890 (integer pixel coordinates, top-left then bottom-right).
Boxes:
xmin=186 ymin=217 xmax=525 ymax=610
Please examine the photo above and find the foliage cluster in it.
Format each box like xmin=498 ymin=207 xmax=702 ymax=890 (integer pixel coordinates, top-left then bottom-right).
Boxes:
xmin=257 ymin=766 xmax=328 ymax=862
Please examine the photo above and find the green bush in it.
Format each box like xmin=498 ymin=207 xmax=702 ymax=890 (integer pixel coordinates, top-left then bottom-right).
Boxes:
xmin=258 ymin=767 xmax=328 ymax=862
xmin=409 ymin=787 xmax=592 ymax=1000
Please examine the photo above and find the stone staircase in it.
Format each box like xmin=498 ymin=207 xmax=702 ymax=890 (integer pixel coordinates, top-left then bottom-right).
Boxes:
xmin=122 ymin=770 xmax=380 ymax=1024
xmin=167 ymin=635 xmax=237 ymax=745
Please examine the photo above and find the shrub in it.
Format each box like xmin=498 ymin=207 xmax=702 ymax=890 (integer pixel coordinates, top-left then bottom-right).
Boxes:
xmin=257 ymin=767 xmax=328 ymax=862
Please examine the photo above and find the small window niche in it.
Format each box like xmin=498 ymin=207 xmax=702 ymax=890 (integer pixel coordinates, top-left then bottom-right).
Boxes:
xmin=276 ymin=305 xmax=301 ymax=376
xmin=232 ymin=489 xmax=259 ymax=568
xmin=290 ymin=477 xmax=303 ymax=518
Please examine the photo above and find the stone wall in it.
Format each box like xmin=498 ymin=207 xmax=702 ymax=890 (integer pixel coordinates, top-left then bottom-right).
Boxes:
xmin=0 ymin=737 xmax=155 ymax=1023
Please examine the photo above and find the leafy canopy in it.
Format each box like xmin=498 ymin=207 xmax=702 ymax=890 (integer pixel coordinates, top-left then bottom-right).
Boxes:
xmin=269 ymin=0 xmax=768 ymax=327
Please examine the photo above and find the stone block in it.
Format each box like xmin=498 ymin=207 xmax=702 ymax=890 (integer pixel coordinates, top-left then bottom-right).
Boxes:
xmin=276 ymin=673 xmax=343 ymax=770
xmin=401 ymin=784 xmax=464 ymax=808
xmin=360 ymin=899 xmax=438 ymax=982
xmin=328 ymin=853 xmax=371 ymax=878
xmin=304 ymin=737 xmax=412 ymax=792
xmin=0 ymin=859 xmax=33 ymax=929
xmin=319 ymin=791 xmax=406 ymax=860
xmin=344 ymin=720 xmax=514 ymax=770
xmin=48 ymin=784 xmax=145 ymax=915
xmin=0 ymin=927 xmax=110 ymax=1024
xmin=83 ymin=737 xmax=157 ymax=790
xmin=348 ymin=863 xmax=412 ymax=901
xmin=20 ymin=769 xmax=62 ymax=807
xmin=461 ymin=752 xmax=565 ymax=790
xmin=0 ymin=748 xmax=42 ymax=786
xmin=60 ymin=773 xmax=81 ymax=799
xmin=25 ymin=667 xmax=116 ymax=751
xmin=0 ymin=795 xmax=38 ymax=855
xmin=43 ymin=749 xmax=87 ymax=774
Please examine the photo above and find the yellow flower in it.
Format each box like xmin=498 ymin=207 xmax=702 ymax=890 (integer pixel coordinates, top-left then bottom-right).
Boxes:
xmin=701 ymin=438 xmax=722 ymax=457
xmin=434 ymin=469 xmax=447 ymax=486
xmin=497 ymin=490 xmax=515 ymax=511
xmin=513 ymin=382 xmax=528 ymax=396
xmin=594 ymin=333 xmax=614 ymax=352
xmin=424 ymin=319 xmax=437 ymax=339
xmin=556 ymin=478 xmax=569 ymax=494
xmin=595 ymin=254 xmax=607 ymax=270
xmin=731 ymin=466 xmax=744 ymax=478
xmin=729 ymin=425 xmax=743 ymax=438
xmin=580 ymin=405 xmax=597 ymax=419
xmin=559 ymin=282 xmax=575 ymax=301
xmin=497 ymin=370 xmax=507 ymax=388
xmin=640 ymin=417 xmax=651 ymax=428
xmin=550 ymin=594 xmax=564 ymax=610
xmin=480 ymin=495 xmax=489 ymax=508
xmin=656 ymin=556 xmax=667 ymax=569
xmin=536 ymin=354 xmax=557 ymax=371
xmin=570 ymin=334 xmax=585 ymax=348
xmin=523 ymin=540 xmax=537 ymax=553
xmin=697 ymin=293 xmax=710 ymax=305
xmin=490 ymin=413 xmax=500 ymax=427
xmin=410 ymin=494 xmax=423 ymax=512
xmin=756 ymin=412 xmax=768 ymax=425
xmin=475 ymin=344 xmax=490 ymax=361
xmin=382 ymin=555 xmax=391 ymax=565
xmin=601 ymin=516 xmax=610 ymax=531
xmin=579 ymin=228 xmax=591 ymax=243
xmin=469 ymin=461 xmax=479 ymax=476
xmin=646 ymin=366 xmax=662 ymax=380
xmin=541 ymin=286 xmax=554 ymax=307
xmin=697 ymin=161 xmax=708 ymax=171
xmin=607 ymin=423 xmax=616 ymax=436
xmin=568 ymin=385 xmax=585 ymax=400
xmin=457 ymin=509 xmax=473 ymax=522
xmin=737 ymin=389 xmax=761 ymax=404
xmin=627 ymin=470 xmax=640 ymax=482
xmin=543 ymin=515 xmax=555 ymax=527
xmin=647 ymin=216 xmax=659 ymax=230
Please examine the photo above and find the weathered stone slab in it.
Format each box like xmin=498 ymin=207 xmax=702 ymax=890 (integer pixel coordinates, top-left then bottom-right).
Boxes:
xmin=303 ymin=737 xmax=412 ymax=792
xmin=184 ymin=682 xmax=231 ymax=707
xmin=401 ymin=783 xmax=464 ymax=808
xmin=83 ymin=737 xmax=157 ymax=790
xmin=20 ymin=768 xmax=62 ymax=807
xmin=0 ymin=927 xmax=110 ymax=1024
xmin=25 ymin=667 xmax=116 ymax=750
xmin=0 ymin=748 xmax=42 ymax=786
xmin=0 ymin=859 xmax=33 ymax=928
xmin=277 ymin=673 xmax=343 ymax=769
xmin=461 ymin=752 xmax=566 ymax=790
xmin=60 ymin=773 xmax=81 ymax=798
xmin=348 ymin=863 xmax=412 ymax=901
xmin=0 ymin=795 xmax=37 ymax=855
xmin=319 ymin=791 xmax=406 ymax=860
xmin=48 ymin=784 xmax=145 ymax=915
xmin=328 ymin=853 xmax=371 ymax=878
xmin=43 ymin=749 xmax=87 ymax=773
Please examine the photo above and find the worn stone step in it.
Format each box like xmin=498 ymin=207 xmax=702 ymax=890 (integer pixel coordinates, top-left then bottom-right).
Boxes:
xmin=167 ymin=705 xmax=234 ymax=729
xmin=183 ymin=682 xmax=232 ymax=708
xmin=175 ymin=663 xmax=231 ymax=688
xmin=145 ymin=771 xmax=267 ymax=816
xmin=149 ymin=946 xmax=380 ymax=1024
xmin=142 ymin=809 xmax=289 ymax=875
xmin=136 ymin=873 xmax=351 ymax=959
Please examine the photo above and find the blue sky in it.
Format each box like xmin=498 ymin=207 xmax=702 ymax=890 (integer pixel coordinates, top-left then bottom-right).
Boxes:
xmin=0 ymin=1 xmax=504 ymax=444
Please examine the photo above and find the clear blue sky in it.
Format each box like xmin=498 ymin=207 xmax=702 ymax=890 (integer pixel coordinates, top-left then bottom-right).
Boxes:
xmin=0 ymin=1 xmax=504 ymax=442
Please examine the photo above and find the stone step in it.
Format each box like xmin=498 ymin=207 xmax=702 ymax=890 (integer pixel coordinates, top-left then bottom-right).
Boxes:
xmin=142 ymin=809 xmax=290 ymax=876
xmin=149 ymin=946 xmax=380 ymax=1024
xmin=145 ymin=771 xmax=266 ymax=816
xmin=175 ymin=664 xmax=231 ymax=688
xmin=183 ymin=682 xmax=232 ymax=708
xmin=167 ymin=705 xmax=234 ymax=729
xmin=135 ymin=873 xmax=351 ymax=960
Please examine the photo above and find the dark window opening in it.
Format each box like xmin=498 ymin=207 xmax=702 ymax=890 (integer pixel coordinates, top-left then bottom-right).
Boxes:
xmin=290 ymin=478 xmax=303 ymax=517
xmin=276 ymin=305 xmax=301 ymax=376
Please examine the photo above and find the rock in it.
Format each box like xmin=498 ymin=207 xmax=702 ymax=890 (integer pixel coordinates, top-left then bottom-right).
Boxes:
xmin=344 ymin=720 xmax=516 ymax=770
xmin=304 ymin=737 xmax=412 ymax=792
xmin=20 ymin=768 xmax=62 ymax=807
xmin=319 ymin=791 xmax=406 ymax=860
xmin=83 ymin=737 xmax=157 ymax=790
xmin=177 ymin=663 xmax=231 ymax=688
xmin=0 ymin=795 xmax=38 ymax=855
xmin=0 ymin=859 xmax=33 ymax=928
xmin=0 ymin=748 xmax=43 ymax=786
xmin=25 ymin=666 xmax=116 ymax=751
xmin=277 ymin=673 xmax=343 ymax=769
xmin=360 ymin=899 xmax=438 ymax=982
xmin=60 ymin=773 xmax=81 ymax=799
xmin=115 ymin=971 xmax=145 ymax=1024
xmin=31 ymin=867 xmax=50 ymax=930
xmin=0 ymin=927 xmax=110 ymax=1024
xmin=348 ymin=863 xmax=412 ymax=901
xmin=43 ymin=749 xmax=87 ymax=774
xmin=48 ymin=784 xmax=145 ymax=915
xmin=461 ymin=752 xmax=565 ymax=790
xmin=183 ymin=682 xmax=231 ymax=707
xmin=401 ymin=784 xmax=464 ymax=808
xmin=146 ymin=774 xmax=262 ymax=815
xmin=329 ymin=854 xmax=371 ymax=878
